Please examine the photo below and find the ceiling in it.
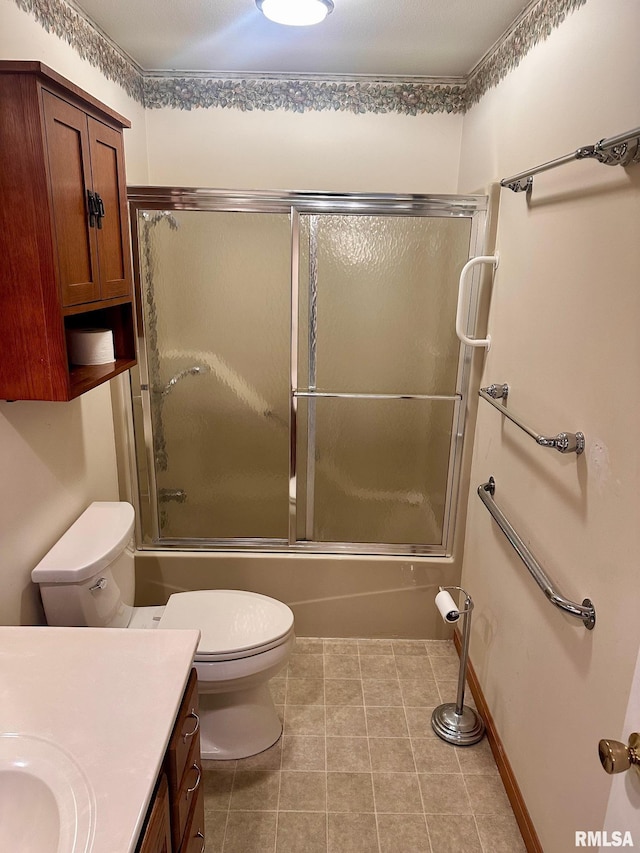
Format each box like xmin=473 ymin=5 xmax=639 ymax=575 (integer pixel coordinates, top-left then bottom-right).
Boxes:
xmin=74 ymin=0 xmax=532 ymax=79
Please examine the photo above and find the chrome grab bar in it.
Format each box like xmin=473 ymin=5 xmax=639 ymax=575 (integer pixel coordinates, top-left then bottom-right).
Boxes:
xmin=479 ymin=384 xmax=585 ymax=455
xmin=478 ymin=478 xmax=596 ymax=630
xmin=500 ymin=125 xmax=640 ymax=192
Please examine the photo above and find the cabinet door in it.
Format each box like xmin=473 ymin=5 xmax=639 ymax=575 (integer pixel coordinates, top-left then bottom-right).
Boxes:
xmin=88 ymin=116 xmax=132 ymax=301
xmin=42 ymin=91 xmax=100 ymax=307
xmin=138 ymin=773 xmax=172 ymax=853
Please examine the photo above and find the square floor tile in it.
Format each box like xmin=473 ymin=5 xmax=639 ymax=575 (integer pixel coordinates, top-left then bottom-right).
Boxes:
xmin=365 ymin=707 xmax=408 ymax=738
xmin=235 ymin=739 xmax=282 ymax=772
xmin=372 ymin=772 xmax=423 ymax=813
xmin=203 ymin=809 xmax=227 ymax=852
xmin=377 ymin=813 xmax=431 ymax=852
xmin=328 ymin=813 xmax=379 ymax=853
xmin=464 ymin=774 xmax=512 ymax=815
xmin=285 ymin=704 xmax=325 ymax=735
xmin=412 ymin=738 xmax=459 ymax=773
xmin=230 ymin=771 xmax=280 ymax=811
xmin=418 ymin=773 xmax=471 ymax=814
xmin=359 ymin=655 xmax=398 ymax=680
xmin=430 ymin=656 xmax=462 ymax=682
xmin=405 ymin=708 xmax=438 ymax=739
xmin=279 ymin=770 xmax=327 ymax=811
xmin=327 ymin=772 xmax=374 ymax=813
xmin=203 ymin=770 xmax=234 ymax=810
xmin=426 ymin=814 xmax=482 ymax=853
xmin=400 ymin=679 xmax=441 ymax=707
xmin=324 ymin=655 xmax=361 ymax=679
xmin=287 ymin=677 xmax=325 ymax=705
xmin=358 ymin=639 xmax=394 ymax=655
xmin=326 ymin=737 xmax=371 ymax=772
xmin=392 ymin=640 xmax=428 ymax=656
xmin=324 ymin=639 xmax=358 ymax=655
xmin=288 ymin=654 xmax=324 ymax=678
xmin=454 ymin=738 xmax=498 ymax=774
xmin=294 ymin=638 xmax=325 ymax=654
xmin=395 ymin=656 xmax=435 ymax=680
xmin=276 ymin=811 xmax=328 ymax=853
xmin=361 ymin=679 xmax=403 ymax=707
xmin=270 ymin=679 xmax=287 ymax=704
xmin=424 ymin=641 xmax=457 ymax=659
xmin=325 ymin=679 xmax=364 ymax=706
xmin=475 ymin=814 xmax=527 ymax=852
xmin=326 ymin=705 xmax=367 ymax=737
xmin=223 ymin=811 xmax=277 ymax=852
xmin=369 ymin=738 xmax=416 ymax=772
xmin=282 ymin=735 xmax=326 ymax=771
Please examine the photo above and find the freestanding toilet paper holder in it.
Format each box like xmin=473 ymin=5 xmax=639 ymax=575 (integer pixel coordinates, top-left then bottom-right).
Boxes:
xmin=431 ymin=585 xmax=485 ymax=746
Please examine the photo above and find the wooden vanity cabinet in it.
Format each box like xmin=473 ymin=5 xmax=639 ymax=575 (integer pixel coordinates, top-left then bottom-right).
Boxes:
xmin=137 ymin=669 xmax=205 ymax=853
xmin=0 ymin=61 xmax=136 ymax=401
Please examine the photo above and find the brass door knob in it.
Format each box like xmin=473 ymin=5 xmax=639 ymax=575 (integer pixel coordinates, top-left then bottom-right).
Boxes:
xmin=598 ymin=733 xmax=640 ymax=774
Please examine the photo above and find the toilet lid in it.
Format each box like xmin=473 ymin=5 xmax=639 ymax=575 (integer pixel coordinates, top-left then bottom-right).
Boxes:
xmin=158 ymin=590 xmax=294 ymax=658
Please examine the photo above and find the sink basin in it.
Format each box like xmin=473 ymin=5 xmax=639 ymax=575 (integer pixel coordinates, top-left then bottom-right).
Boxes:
xmin=0 ymin=734 xmax=95 ymax=853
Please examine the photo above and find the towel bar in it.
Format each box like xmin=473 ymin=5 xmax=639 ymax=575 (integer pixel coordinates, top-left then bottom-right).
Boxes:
xmin=478 ymin=478 xmax=595 ymax=630
xmin=479 ymin=384 xmax=585 ymax=455
xmin=500 ymin=125 xmax=640 ymax=192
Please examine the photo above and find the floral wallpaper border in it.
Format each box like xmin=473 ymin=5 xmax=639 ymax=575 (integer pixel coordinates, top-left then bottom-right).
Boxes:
xmin=12 ymin=0 xmax=587 ymax=114
xmin=465 ymin=0 xmax=587 ymax=107
xmin=13 ymin=0 xmax=144 ymax=102
xmin=142 ymin=77 xmax=466 ymax=115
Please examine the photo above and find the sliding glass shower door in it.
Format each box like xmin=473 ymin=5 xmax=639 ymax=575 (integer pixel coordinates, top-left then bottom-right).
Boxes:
xmin=129 ymin=189 xmax=488 ymax=555
xmin=294 ymin=213 xmax=470 ymax=548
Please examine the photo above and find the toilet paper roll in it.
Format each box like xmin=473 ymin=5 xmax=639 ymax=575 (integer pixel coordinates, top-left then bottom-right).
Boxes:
xmin=67 ymin=328 xmax=115 ymax=365
xmin=435 ymin=589 xmax=460 ymax=623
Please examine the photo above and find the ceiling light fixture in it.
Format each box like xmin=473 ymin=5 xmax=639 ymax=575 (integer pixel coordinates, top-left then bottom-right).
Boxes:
xmin=256 ymin=0 xmax=334 ymax=27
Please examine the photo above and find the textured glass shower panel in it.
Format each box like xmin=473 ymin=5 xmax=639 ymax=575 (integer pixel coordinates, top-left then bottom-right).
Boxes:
xmin=138 ymin=209 xmax=291 ymax=540
xmin=298 ymin=215 xmax=472 ymax=395
xmin=296 ymin=397 xmax=456 ymax=545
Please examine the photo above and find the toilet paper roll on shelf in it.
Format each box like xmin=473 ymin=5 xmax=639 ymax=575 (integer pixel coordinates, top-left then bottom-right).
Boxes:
xmin=435 ymin=589 xmax=460 ymax=623
xmin=67 ymin=329 xmax=115 ymax=365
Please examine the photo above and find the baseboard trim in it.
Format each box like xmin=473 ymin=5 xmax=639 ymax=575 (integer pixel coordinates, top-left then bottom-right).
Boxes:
xmin=454 ymin=631 xmax=543 ymax=853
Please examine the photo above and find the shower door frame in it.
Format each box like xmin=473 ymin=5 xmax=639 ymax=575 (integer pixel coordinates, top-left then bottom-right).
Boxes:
xmin=127 ymin=187 xmax=489 ymax=557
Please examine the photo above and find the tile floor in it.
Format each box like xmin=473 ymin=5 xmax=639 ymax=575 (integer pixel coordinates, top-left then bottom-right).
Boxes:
xmin=202 ymin=638 xmax=527 ymax=853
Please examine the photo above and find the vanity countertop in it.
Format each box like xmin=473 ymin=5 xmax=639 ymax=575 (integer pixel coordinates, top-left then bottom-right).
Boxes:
xmin=0 ymin=625 xmax=200 ymax=852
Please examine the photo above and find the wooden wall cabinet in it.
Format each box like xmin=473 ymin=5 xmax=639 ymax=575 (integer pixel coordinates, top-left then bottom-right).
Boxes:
xmin=137 ymin=670 xmax=205 ymax=853
xmin=0 ymin=61 xmax=136 ymax=401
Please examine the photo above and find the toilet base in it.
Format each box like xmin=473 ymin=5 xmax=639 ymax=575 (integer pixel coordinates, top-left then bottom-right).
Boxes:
xmin=199 ymin=683 xmax=283 ymax=759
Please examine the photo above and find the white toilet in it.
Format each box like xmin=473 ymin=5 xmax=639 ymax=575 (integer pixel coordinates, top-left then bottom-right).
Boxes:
xmin=31 ymin=501 xmax=295 ymax=760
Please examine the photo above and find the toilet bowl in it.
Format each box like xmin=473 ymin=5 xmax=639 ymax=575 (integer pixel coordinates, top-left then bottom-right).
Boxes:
xmin=159 ymin=589 xmax=294 ymax=758
xmin=31 ymin=502 xmax=295 ymax=759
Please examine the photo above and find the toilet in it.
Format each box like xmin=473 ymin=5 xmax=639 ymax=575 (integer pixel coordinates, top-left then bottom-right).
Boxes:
xmin=31 ymin=501 xmax=295 ymax=760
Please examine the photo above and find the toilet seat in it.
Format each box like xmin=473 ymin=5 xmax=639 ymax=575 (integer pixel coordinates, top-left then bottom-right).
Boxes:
xmin=158 ymin=589 xmax=295 ymax=662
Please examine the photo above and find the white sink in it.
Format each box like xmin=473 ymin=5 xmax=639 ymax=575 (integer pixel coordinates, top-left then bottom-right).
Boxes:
xmin=0 ymin=734 xmax=95 ymax=853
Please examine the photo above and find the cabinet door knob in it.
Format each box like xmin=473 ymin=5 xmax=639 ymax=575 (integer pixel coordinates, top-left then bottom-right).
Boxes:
xmin=598 ymin=733 xmax=640 ymax=774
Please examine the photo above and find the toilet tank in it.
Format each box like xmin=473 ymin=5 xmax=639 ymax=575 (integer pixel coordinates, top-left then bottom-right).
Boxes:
xmin=31 ymin=502 xmax=136 ymax=628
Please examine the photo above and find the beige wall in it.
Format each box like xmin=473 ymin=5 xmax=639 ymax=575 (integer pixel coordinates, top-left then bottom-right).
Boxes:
xmin=145 ymin=107 xmax=462 ymax=193
xmin=457 ymin=0 xmax=640 ymax=849
xmin=0 ymin=0 xmax=148 ymax=624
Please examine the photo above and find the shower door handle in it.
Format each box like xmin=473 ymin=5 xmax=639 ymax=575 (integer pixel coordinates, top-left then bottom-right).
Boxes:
xmin=455 ymin=254 xmax=499 ymax=349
